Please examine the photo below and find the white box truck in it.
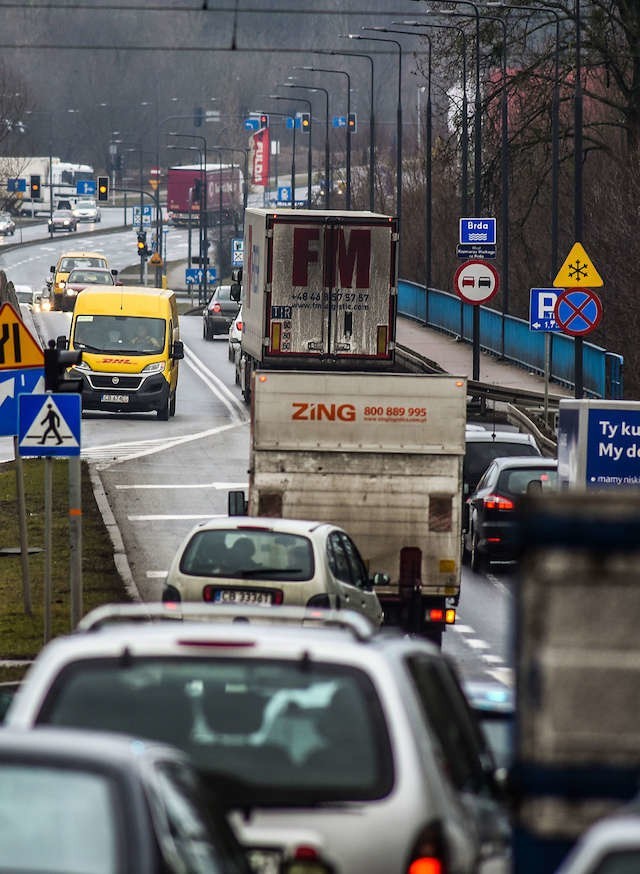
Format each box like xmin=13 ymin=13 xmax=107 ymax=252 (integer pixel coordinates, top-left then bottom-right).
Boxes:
xmin=229 ymin=370 xmax=467 ymax=645
xmin=557 ymin=398 xmax=640 ymax=489
xmin=235 ymin=208 xmax=398 ymax=403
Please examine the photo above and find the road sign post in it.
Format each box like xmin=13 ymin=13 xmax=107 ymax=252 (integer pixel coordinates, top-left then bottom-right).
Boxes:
xmin=454 ymin=260 xmax=500 ymax=383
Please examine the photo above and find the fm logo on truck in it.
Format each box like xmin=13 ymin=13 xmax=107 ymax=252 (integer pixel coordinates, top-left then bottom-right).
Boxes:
xmin=291 ymin=402 xmax=356 ymax=422
xmin=292 ymin=227 xmax=371 ymax=288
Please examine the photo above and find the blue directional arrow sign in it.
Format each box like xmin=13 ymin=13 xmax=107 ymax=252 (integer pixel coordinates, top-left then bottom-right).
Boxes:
xmin=0 ymin=368 xmax=45 ymax=437
xmin=244 ymin=118 xmax=260 ymax=131
xmin=18 ymin=393 xmax=81 ymax=457
xmin=76 ymin=180 xmax=96 ymax=195
xmin=206 ymin=267 xmax=217 ymax=283
xmin=185 ymin=267 xmax=203 ymax=285
xmin=7 ymin=178 xmax=26 ymax=193
xmin=285 ymin=117 xmax=301 ymax=129
xmin=529 ymin=288 xmax=561 ymax=332
xmin=333 ymin=116 xmax=347 ymax=128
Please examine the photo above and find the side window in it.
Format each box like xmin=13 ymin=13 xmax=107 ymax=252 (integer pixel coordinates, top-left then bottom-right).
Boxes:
xmin=475 ymin=461 xmax=497 ymax=493
xmin=406 ymin=654 xmax=493 ymax=796
xmin=327 ymin=532 xmax=352 ymax=584
xmin=339 ymin=533 xmax=369 ymax=589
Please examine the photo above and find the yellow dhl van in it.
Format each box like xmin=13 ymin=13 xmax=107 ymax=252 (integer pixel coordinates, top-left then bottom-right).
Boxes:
xmin=49 ymin=251 xmax=110 ymax=311
xmin=65 ymin=286 xmax=184 ymax=420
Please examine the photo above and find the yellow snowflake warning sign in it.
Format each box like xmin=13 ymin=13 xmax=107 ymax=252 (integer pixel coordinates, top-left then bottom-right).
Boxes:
xmin=0 ymin=302 xmax=45 ymax=369
xmin=553 ymin=242 xmax=603 ymax=288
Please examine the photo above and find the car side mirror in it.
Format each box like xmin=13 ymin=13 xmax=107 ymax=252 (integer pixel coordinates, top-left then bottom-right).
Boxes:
xmin=230 ymin=282 xmax=241 ymax=302
xmin=49 ymin=265 xmax=55 ymax=273
xmin=111 ymin=269 xmax=118 ymax=277
xmin=228 ymin=489 xmax=248 ymax=516
xmin=172 ymin=340 xmax=184 ymax=360
xmin=56 ymin=334 xmax=68 ymax=350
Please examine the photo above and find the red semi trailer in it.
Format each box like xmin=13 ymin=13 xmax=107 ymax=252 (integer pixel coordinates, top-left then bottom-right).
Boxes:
xmin=166 ymin=163 xmax=242 ymax=227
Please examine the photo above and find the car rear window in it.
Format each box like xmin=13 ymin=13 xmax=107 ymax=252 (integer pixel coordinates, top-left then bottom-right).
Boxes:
xmin=0 ymin=763 xmax=118 ymax=872
xmin=37 ymin=658 xmax=394 ymax=804
xmin=180 ymin=529 xmax=314 ymax=581
xmin=464 ymin=441 xmax=540 ymax=493
xmin=215 ymin=286 xmax=232 ymax=301
xmin=498 ymin=467 xmax=558 ymax=496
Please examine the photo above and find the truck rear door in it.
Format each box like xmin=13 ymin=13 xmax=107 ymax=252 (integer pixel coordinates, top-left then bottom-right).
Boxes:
xmin=268 ymin=215 xmax=396 ymax=361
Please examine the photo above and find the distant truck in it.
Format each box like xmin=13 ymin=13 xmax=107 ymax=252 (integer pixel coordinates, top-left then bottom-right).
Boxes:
xmin=234 ymin=207 xmax=399 ymax=403
xmin=166 ymin=163 xmax=242 ymax=227
xmin=557 ymin=399 xmax=640 ymax=489
xmin=229 ymin=370 xmax=466 ymax=645
xmin=512 ymin=490 xmax=640 ymax=872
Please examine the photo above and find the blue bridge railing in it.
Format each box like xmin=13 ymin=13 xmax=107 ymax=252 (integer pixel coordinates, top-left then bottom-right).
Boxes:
xmin=398 ymin=280 xmax=624 ymax=400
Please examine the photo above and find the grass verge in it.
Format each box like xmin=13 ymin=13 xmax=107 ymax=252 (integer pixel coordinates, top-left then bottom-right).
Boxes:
xmin=0 ymin=457 xmax=131 ymax=680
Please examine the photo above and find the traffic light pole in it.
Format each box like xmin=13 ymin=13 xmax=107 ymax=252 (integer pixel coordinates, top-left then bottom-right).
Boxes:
xmin=113 ymin=187 xmax=163 ymax=288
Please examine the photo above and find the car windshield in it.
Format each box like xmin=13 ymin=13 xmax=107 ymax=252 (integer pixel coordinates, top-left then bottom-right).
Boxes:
xmin=54 ymin=210 xmax=73 ymax=217
xmin=60 ymin=257 xmax=108 ymax=271
xmin=77 ymin=200 xmax=96 ymax=208
xmin=37 ymin=658 xmax=393 ymax=805
xmin=68 ymin=270 xmax=113 ymax=285
xmin=0 ymin=763 xmax=118 ymax=873
xmin=498 ymin=467 xmax=558 ymax=495
xmin=180 ymin=529 xmax=314 ymax=580
xmin=214 ymin=286 xmax=232 ymax=301
xmin=15 ymin=290 xmax=33 ymax=304
xmin=73 ymin=315 xmax=165 ymax=354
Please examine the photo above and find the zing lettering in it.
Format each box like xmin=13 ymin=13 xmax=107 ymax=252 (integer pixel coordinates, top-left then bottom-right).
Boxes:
xmin=291 ymin=402 xmax=356 ymax=422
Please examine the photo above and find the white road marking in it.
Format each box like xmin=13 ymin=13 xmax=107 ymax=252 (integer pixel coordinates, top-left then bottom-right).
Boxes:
xmin=183 ymin=345 xmax=248 ymax=422
xmin=481 ymin=654 xmax=505 ymax=664
xmin=115 ymin=481 xmax=248 ymax=490
xmin=89 ymin=421 xmax=241 ymax=467
xmin=451 ymin=624 xmax=475 ymax=634
xmin=466 ymin=638 xmax=491 ymax=650
xmin=487 ymin=667 xmax=513 ymax=686
xmin=146 ymin=570 xmax=168 ymax=578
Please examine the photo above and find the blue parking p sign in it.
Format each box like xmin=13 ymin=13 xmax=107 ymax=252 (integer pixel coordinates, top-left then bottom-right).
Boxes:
xmin=529 ymin=288 xmax=560 ymax=332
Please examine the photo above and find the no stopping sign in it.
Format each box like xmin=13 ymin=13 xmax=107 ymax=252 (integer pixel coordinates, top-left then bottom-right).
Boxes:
xmin=554 ymin=287 xmax=603 ymax=336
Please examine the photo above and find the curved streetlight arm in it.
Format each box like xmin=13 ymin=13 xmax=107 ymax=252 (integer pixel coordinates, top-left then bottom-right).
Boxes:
xmin=269 ymin=94 xmax=313 ymax=207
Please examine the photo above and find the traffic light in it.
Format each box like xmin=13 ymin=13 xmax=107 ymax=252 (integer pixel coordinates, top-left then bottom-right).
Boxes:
xmin=30 ymin=175 xmax=41 ymax=198
xmin=137 ymin=230 xmax=148 ymax=257
xmin=301 ymin=113 xmax=311 ymax=133
xmin=347 ymin=113 xmax=357 ymax=134
xmin=260 ymin=113 xmax=269 ymax=129
xmin=44 ymin=341 xmax=83 ymax=393
xmin=97 ymin=176 xmax=109 ymax=201
xmin=194 ymin=106 xmax=204 ymax=127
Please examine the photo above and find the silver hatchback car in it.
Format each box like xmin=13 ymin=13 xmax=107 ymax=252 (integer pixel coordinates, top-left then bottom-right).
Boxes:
xmin=163 ymin=516 xmax=384 ymax=628
xmin=5 ymin=605 xmax=509 ymax=874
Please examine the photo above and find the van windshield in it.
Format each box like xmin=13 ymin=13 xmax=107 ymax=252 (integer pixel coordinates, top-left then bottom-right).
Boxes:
xmin=73 ymin=315 xmax=165 ymax=354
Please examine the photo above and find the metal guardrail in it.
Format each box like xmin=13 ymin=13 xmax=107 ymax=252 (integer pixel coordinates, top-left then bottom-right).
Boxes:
xmin=398 ymin=280 xmax=624 ymax=400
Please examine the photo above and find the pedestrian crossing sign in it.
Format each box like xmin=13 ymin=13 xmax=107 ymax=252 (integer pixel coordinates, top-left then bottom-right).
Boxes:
xmin=18 ymin=393 xmax=81 ymax=457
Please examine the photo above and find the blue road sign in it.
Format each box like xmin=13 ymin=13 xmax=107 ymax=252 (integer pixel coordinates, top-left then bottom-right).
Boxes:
xmin=185 ymin=267 xmax=203 ymax=285
xmin=333 ymin=116 xmax=347 ymax=128
xmin=76 ymin=180 xmax=96 ymax=195
xmin=206 ymin=267 xmax=217 ymax=283
xmin=7 ymin=178 xmax=26 ymax=193
xmin=285 ymin=117 xmax=302 ymax=129
xmin=0 ymin=368 xmax=45 ymax=437
xmin=459 ymin=217 xmax=497 ymax=245
xmin=18 ymin=393 xmax=81 ymax=457
xmin=231 ymin=238 xmax=244 ymax=267
xmin=529 ymin=288 xmax=561 ymax=332
xmin=554 ymin=287 xmax=602 ymax=336
xmin=244 ymin=118 xmax=260 ymax=131
xmin=278 ymin=186 xmax=292 ymax=203
xmin=133 ymin=204 xmax=153 ymax=227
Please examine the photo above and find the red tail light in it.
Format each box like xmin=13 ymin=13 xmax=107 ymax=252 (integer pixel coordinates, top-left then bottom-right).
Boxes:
xmin=482 ymin=493 xmax=514 ymax=511
xmin=212 ymin=302 xmax=222 ymax=313
xmin=236 ymin=320 xmax=243 ymax=331
xmin=407 ymin=822 xmax=448 ymax=874
xmin=408 ymin=861 xmax=443 ymax=874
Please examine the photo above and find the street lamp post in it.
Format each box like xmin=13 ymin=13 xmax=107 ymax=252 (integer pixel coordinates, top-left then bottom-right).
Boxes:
xmin=332 ymin=46 xmax=375 ymax=211
xmin=284 ymin=83 xmax=331 ymax=208
xmin=270 ymin=94 xmax=313 ymax=208
xmin=296 ymin=66 xmax=352 ymax=209
xmin=170 ymin=132 xmax=209 ymax=301
xmin=167 ymin=143 xmax=202 ymax=274
xmin=411 ymin=0 xmax=482 ymax=381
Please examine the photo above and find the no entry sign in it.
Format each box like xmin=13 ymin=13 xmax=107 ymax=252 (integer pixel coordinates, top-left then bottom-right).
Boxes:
xmin=454 ymin=260 xmax=500 ymax=305
xmin=554 ymin=287 xmax=603 ymax=336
